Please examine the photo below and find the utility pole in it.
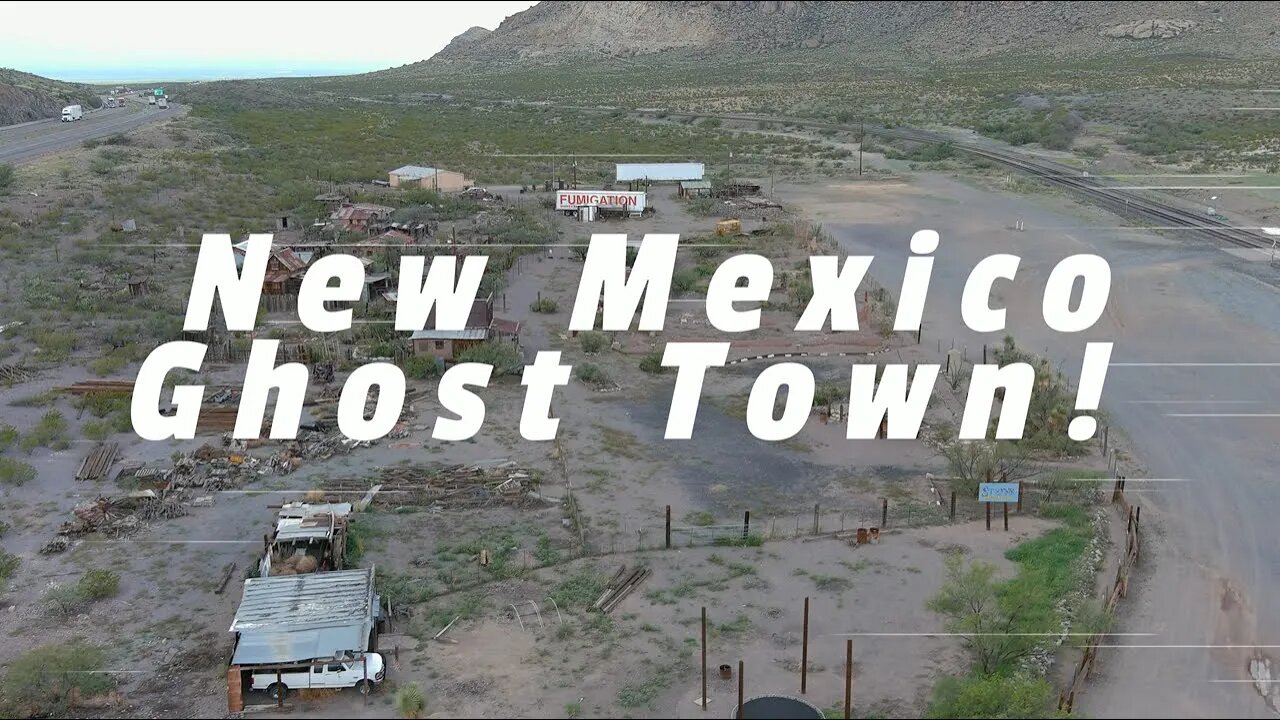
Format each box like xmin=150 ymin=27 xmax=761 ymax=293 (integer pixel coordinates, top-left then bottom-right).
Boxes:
xmin=858 ymin=120 xmax=864 ymax=176
xmin=727 ymin=147 xmax=733 ymax=182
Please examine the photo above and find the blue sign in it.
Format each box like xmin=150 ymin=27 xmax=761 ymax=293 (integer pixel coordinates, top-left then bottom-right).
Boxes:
xmin=978 ymin=482 xmax=1019 ymax=503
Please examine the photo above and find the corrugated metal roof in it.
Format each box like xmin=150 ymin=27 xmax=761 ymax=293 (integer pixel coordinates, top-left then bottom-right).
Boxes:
xmin=616 ymin=162 xmax=705 ymax=182
xmin=390 ymin=165 xmax=439 ymax=179
xmin=680 ymin=180 xmax=712 ymax=190
xmin=230 ymin=568 xmax=375 ymax=665
xmin=410 ymin=327 xmax=488 ymax=341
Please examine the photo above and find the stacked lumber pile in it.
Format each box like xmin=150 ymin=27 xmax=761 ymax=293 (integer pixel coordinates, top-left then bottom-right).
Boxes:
xmin=60 ymin=380 xmax=133 ymax=396
xmin=76 ymin=443 xmax=118 ymax=481
xmin=593 ymin=564 xmax=651 ymax=614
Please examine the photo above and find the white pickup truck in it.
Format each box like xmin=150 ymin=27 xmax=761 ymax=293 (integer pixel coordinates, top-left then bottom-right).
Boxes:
xmin=249 ymin=653 xmax=385 ymax=701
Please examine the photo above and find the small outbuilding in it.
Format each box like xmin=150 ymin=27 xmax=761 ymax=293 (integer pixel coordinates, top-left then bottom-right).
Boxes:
xmin=229 ymin=567 xmax=378 ymax=667
xmin=389 ymin=165 xmax=472 ymax=192
xmin=410 ymin=327 xmax=489 ymax=361
xmin=679 ymin=180 xmax=713 ymax=198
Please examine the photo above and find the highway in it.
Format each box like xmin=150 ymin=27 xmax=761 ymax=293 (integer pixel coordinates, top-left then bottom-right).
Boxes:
xmin=0 ymin=99 xmax=185 ymax=165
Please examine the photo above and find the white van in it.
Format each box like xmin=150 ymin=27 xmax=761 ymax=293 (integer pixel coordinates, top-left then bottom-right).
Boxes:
xmin=61 ymin=105 xmax=83 ymax=122
xmin=248 ymin=653 xmax=385 ymax=701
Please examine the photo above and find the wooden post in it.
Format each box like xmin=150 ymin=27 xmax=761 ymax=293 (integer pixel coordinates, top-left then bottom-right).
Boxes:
xmin=949 ymin=491 xmax=956 ymax=522
xmin=227 ymin=667 xmax=244 ymax=714
xmin=743 ymin=510 xmax=751 ymax=540
xmin=801 ymin=597 xmax=810 ymax=694
xmin=701 ymin=607 xmax=707 ymax=711
xmin=1003 ymin=502 xmax=1009 ymax=531
xmin=844 ymin=639 xmax=853 ymax=719
xmin=986 ymin=503 xmax=991 ymax=531
xmin=362 ymin=655 xmax=369 ymax=706
xmin=982 ymin=344 xmax=987 ymax=364
xmin=813 ymin=503 xmax=820 ymax=535
xmin=665 ymin=505 xmax=672 ymax=549
xmin=276 ymin=670 xmax=283 ymax=708
xmin=1016 ymin=482 xmax=1023 ymax=513
xmin=881 ymin=498 xmax=888 ymax=528
xmin=737 ymin=661 xmax=744 ymax=719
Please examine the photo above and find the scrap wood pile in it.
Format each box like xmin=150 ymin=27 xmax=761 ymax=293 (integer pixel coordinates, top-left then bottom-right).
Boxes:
xmin=0 ymin=363 xmax=34 ymax=383
xmin=268 ymin=431 xmax=374 ymax=475
xmin=324 ymin=462 xmax=545 ymax=509
xmin=46 ymin=489 xmax=190 ymax=551
xmin=593 ymin=564 xmax=652 ymax=614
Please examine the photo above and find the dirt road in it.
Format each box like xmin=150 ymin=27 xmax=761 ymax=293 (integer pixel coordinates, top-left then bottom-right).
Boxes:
xmin=780 ymin=175 xmax=1280 ymax=717
xmin=0 ymin=101 xmax=185 ymax=165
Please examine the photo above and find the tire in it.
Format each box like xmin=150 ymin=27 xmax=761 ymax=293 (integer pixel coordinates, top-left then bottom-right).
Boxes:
xmin=355 ymin=679 xmax=373 ymax=695
xmin=267 ymin=683 xmax=287 ymax=702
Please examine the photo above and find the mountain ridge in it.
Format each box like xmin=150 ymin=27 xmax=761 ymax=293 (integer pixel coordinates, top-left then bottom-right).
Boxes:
xmin=427 ymin=1 xmax=1280 ymax=64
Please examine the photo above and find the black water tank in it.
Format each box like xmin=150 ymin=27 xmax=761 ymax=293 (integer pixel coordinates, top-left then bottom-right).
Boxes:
xmin=732 ymin=695 xmax=825 ymax=719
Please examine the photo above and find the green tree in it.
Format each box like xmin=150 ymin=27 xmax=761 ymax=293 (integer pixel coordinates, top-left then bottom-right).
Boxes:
xmin=927 ymin=553 xmax=1052 ymax=674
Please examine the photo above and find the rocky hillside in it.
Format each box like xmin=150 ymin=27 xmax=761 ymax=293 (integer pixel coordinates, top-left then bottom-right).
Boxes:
xmin=0 ymin=69 xmax=101 ymax=127
xmin=431 ymin=1 xmax=1280 ymax=63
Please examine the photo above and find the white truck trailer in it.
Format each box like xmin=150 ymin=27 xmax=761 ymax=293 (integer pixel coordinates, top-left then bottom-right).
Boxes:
xmin=61 ymin=105 xmax=83 ymax=122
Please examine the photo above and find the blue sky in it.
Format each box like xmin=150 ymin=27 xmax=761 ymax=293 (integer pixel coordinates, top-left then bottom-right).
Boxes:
xmin=1 ymin=1 xmax=537 ymax=82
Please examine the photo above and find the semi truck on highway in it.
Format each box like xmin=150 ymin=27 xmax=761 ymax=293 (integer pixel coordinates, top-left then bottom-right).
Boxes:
xmin=61 ymin=105 xmax=83 ymax=122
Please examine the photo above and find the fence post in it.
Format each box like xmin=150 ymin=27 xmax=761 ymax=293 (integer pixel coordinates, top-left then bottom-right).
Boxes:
xmin=665 ymin=505 xmax=671 ymax=550
xmin=1003 ymin=502 xmax=1009 ymax=531
xmin=986 ymin=503 xmax=991 ymax=531
xmin=949 ymin=491 xmax=956 ymax=522
xmin=742 ymin=510 xmax=751 ymax=540
xmin=880 ymin=498 xmax=888 ymax=528
xmin=813 ymin=503 xmax=820 ymax=535
xmin=1016 ymin=482 xmax=1023 ymax=513
xmin=801 ymin=597 xmax=810 ymax=694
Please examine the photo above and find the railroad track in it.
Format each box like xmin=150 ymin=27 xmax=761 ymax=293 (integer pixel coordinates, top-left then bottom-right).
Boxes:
xmin=882 ymin=126 xmax=1271 ymax=251
xmin=649 ymin=109 xmax=1273 ymax=252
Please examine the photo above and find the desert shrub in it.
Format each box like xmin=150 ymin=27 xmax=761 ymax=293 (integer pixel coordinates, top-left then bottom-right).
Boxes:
xmin=402 ymin=355 xmax=444 ymax=380
xmin=925 ymin=673 xmax=1061 ymax=718
xmin=530 ymin=297 xmax=558 ymax=313
xmin=0 ymin=163 xmax=14 ymax=194
xmin=82 ymin=419 xmax=112 ymax=441
xmin=21 ymin=410 xmax=70 ymax=452
xmin=0 ymin=424 xmax=17 ymax=451
xmin=638 ymin=350 xmax=665 ymax=374
xmin=0 ymin=642 xmax=113 ymax=714
xmin=395 ymin=683 xmax=426 ymax=718
xmin=575 ymin=363 xmax=610 ymax=386
xmin=456 ymin=342 xmax=524 ymax=377
xmin=578 ymin=331 xmax=608 ymax=354
xmin=671 ymin=269 xmax=700 ymax=293
xmin=0 ymin=550 xmax=18 ymax=583
xmin=78 ymin=570 xmax=120 ymax=600
xmin=0 ymin=458 xmax=37 ymax=485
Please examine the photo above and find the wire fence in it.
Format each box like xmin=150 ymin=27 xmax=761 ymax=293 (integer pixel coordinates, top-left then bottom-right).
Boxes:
xmin=573 ymin=479 xmax=1105 ymax=557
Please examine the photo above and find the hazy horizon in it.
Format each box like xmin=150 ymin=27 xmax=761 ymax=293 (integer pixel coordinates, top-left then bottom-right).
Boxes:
xmin=2 ymin=0 xmax=537 ymax=83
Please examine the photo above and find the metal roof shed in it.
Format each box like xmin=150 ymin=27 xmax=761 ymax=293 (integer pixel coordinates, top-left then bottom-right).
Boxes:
xmin=230 ymin=567 xmax=377 ymax=665
xmin=615 ymin=162 xmax=705 ymax=182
